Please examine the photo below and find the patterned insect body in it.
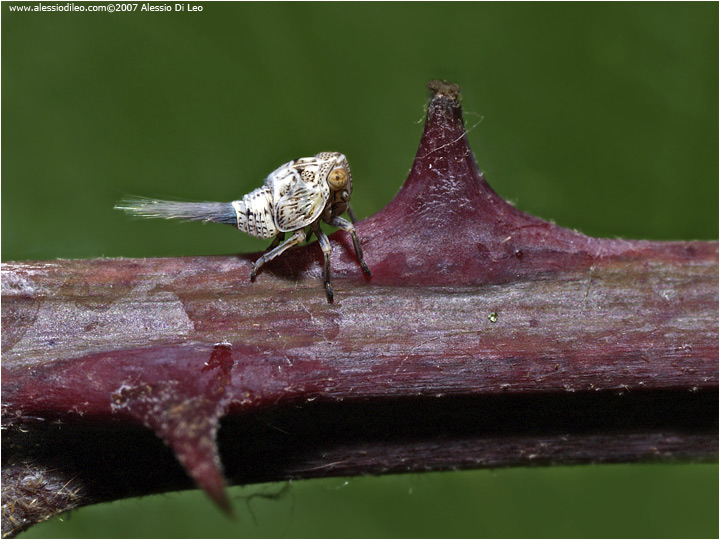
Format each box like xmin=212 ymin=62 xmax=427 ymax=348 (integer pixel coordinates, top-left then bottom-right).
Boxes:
xmin=231 ymin=152 xmax=350 ymax=239
xmin=116 ymin=152 xmax=370 ymax=301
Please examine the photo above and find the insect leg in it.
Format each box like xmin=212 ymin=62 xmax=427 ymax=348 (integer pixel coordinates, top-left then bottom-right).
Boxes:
xmin=346 ymin=204 xmax=359 ymax=224
xmin=265 ymin=232 xmax=285 ymax=251
xmin=311 ymin=223 xmax=334 ymax=302
xmin=250 ymin=229 xmax=306 ymax=280
xmin=326 ymin=216 xmax=371 ymax=276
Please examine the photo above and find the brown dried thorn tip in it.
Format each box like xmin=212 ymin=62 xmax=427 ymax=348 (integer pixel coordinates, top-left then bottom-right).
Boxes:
xmin=427 ymin=79 xmax=461 ymax=101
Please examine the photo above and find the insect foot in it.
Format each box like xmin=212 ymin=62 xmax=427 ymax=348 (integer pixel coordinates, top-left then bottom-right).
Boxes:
xmin=116 ymin=151 xmax=371 ymax=302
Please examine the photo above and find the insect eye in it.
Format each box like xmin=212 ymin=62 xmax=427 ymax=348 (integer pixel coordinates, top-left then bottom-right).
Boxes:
xmin=327 ymin=168 xmax=348 ymax=189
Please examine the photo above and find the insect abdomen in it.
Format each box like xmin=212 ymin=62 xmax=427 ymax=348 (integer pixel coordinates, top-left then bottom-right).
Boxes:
xmin=231 ymin=186 xmax=279 ymax=239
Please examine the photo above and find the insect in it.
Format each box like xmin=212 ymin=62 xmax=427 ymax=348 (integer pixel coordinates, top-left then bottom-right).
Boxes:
xmin=115 ymin=152 xmax=371 ymax=302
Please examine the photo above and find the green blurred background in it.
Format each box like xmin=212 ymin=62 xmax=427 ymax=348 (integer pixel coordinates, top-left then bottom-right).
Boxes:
xmin=3 ymin=1 xmax=717 ymax=537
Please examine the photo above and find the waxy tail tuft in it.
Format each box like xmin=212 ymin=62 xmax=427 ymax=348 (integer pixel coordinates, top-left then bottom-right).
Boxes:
xmin=115 ymin=197 xmax=237 ymax=225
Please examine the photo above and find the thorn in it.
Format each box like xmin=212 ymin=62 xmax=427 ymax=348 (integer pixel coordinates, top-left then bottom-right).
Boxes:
xmin=111 ymin=382 xmax=234 ymax=516
xmin=163 ymin=425 xmax=233 ymax=515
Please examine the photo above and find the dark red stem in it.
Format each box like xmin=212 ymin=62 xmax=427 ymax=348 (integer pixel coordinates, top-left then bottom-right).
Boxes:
xmin=2 ymin=80 xmax=717 ymax=538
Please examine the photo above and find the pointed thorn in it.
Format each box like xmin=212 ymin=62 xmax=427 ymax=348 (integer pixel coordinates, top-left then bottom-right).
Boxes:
xmin=170 ymin=436 xmax=234 ymax=516
xmin=205 ymin=481 xmax=234 ymax=517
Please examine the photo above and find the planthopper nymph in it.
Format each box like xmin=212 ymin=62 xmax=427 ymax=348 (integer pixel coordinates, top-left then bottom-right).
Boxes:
xmin=115 ymin=152 xmax=371 ymax=302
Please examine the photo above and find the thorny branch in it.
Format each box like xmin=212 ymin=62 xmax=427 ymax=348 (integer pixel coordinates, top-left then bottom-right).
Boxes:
xmin=2 ymin=80 xmax=717 ymax=538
